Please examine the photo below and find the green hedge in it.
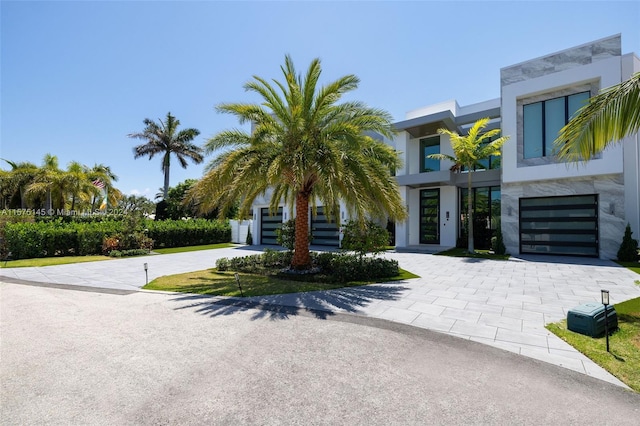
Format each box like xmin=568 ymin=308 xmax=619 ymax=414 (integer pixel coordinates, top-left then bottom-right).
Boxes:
xmin=4 ymin=218 xmax=231 ymax=259
xmin=216 ymin=250 xmax=399 ymax=284
xmin=146 ymin=219 xmax=231 ymax=248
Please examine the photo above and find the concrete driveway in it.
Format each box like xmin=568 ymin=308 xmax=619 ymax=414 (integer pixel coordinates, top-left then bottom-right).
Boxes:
xmin=1 ymin=283 xmax=639 ymax=425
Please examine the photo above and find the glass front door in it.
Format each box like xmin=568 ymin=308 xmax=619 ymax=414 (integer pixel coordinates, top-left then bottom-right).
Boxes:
xmin=420 ymin=189 xmax=440 ymax=244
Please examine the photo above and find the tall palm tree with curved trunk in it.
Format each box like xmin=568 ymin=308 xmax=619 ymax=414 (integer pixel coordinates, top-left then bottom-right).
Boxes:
xmin=190 ymin=55 xmax=407 ymax=269
xmin=428 ymin=118 xmax=509 ymax=253
xmin=128 ymin=112 xmax=203 ymax=200
xmin=555 ymin=72 xmax=640 ymax=162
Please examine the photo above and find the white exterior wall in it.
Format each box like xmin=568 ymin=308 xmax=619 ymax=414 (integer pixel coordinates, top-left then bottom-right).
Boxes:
xmin=502 ymin=56 xmax=624 ymax=185
xmin=500 ymin=35 xmax=633 ymax=259
xmin=622 ymin=53 xmax=640 ymax=240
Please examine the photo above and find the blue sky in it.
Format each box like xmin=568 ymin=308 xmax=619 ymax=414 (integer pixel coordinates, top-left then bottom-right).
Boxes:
xmin=2 ymin=1 xmax=639 ymax=199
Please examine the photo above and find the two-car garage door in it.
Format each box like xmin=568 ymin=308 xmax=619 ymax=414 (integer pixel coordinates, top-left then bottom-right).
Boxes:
xmin=519 ymin=194 xmax=598 ymax=257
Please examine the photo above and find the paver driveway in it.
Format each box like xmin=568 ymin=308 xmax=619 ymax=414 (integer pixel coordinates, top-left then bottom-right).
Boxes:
xmin=1 ymin=246 xmax=639 ymax=386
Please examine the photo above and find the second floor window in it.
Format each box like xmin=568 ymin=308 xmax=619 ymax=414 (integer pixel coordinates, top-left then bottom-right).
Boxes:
xmin=420 ymin=136 xmax=440 ymax=172
xmin=523 ymin=91 xmax=589 ymax=159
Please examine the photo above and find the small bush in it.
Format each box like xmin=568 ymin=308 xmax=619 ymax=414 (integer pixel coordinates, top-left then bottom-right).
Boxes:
xmin=491 ymin=225 xmax=507 ymax=255
xmin=617 ymin=223 xmax=639 ymax=262
xmin=108 ymin=249 xmax=149 ymax=258
xmin=340 ymin=220 xmax=390 ymax=257
xmin=246 ymin=226 xmax=253 ymax=245
xmin=216 ymin=257 xmax=230 ymax=271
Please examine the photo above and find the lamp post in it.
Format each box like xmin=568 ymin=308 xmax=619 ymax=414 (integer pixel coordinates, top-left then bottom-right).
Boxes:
xmin=601 ymin=289 xmax=610 ymax=352
xmin=144 ymin=263 xmax=148 ymax=286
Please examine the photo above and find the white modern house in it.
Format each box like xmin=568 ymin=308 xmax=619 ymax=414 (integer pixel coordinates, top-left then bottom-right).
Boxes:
xmin=251 ymin=34 xmax=639 ymax=260
xmin=391 ymin=34 xmax=640 ymax=259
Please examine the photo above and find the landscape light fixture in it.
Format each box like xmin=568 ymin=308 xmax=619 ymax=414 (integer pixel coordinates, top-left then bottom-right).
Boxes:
xmin=235 ymin=272 xmax=244 ymax=298
xmin=601 ymin=289 xmax=610 ymax=352
xmin=144 ymin=263 xmax=149 ymax=286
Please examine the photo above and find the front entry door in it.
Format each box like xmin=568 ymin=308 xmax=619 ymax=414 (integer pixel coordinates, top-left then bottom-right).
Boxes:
xmin=420 ymin=189 xmax=440 ymax=244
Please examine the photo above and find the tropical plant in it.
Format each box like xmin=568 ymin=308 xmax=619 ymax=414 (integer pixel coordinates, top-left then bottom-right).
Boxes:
xmin=25 ymin=154 xmax=67 ymax=211
xmin=555 ymin=72 xmax=640 ymax=162
xmin=340 ymin=220 xmax=390 ymax=258
xmin=128 ymin=112 xmax=203 ymax=200
xmin=429 ymin=118 xmax=510 ymax=253
xmin=0 ymin=159 xmax=39 ymax=208
xmin=117 ymin=194 xmax=155 ymax=215
xmin=87 ymin=164 xmax=121 ymax=210
xmin=190 ymin=55 xmax=407 ymax=269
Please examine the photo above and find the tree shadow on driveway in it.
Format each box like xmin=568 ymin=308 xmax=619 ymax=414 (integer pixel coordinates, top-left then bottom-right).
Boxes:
xmin=170 ymin=283 xmax=410 ymax=321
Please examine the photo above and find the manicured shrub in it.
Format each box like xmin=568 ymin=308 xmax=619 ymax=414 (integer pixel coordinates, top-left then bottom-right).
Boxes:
xmin=617 ymin=223 xmax=639 ymax=262
xmin=215 ymin=250 xmax=398 ymax=283
xmin=146 ymin=219 xmax=230 ymax=248
xmin=109 ymin=249 xmax=149 ymax=258
xmin=491 ymin=225 xmax=507 ymax=255
xmin=3 ymin=215 xmax=229 ymax=259
xmin=246 ymin=226 xmax=253 ymax=245
xmin=340 ymin=220 xmax=390 ymax=257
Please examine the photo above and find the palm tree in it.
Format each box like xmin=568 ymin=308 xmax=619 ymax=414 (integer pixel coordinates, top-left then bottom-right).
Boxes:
xmin=429 ymin=118 xmax=510 ymax=253
xmin=128 ymin=112 xmax=203 ymax=200
xmin=555 ymin=72 xmax=640 ymax=162
xmin=87 ymin=163 xmax=121 ymax=210
xmin=25 ymin=154 xmax=66 ymax=211
xmin=64 ymin=161 xmax=95 ymax=211
xmin=1 ymin=159 xmax=39 ymax=208
xmin=190 ymin=55 xmax=407 ymax=269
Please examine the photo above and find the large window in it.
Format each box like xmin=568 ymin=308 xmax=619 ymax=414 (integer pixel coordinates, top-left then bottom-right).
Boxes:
xmin=523 ymin=92 xmax=589 ymax=159
xmin=420 ymin=136 xmax=440 ymax=172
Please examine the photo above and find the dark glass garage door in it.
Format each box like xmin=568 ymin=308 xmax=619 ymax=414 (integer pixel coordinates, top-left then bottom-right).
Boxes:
xmin=519 ymin=195 xmax=598 ymax=257
xmin=311 ymin=206 xmax=339 ymax=247
xmin=420 ymin=189 xmax=440 ymax=244
xmin=260 ymin=207 xmax=283 ymax=245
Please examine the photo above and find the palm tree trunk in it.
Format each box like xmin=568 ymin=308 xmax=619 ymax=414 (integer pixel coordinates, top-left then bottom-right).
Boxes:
xmin=163 ymin=162 xmax=170 ymax=200
xmin=467 ymin=170 xmax=474 ymax=253
xmin=291 ymin=192 xmax=311 ymax=269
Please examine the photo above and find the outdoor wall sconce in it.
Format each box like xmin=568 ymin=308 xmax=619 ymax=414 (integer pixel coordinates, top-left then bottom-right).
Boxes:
xmin=144 ymin=263 xmax=149 ymax=286
xmin=601 ymin=289 xmax=610 ymax=352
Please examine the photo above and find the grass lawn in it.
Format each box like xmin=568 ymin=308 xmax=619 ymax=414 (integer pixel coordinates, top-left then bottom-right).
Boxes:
xmin=1 ymin=255 xmax=112 ymax=268
xmin=546 ymin=297 xmax=640 ymax=392
xmin=434 ymin=247 xmax=510 ymax=261
xmin=0 ymin=243 xmax=236 ymax=268
xmin=153 ymin=243 xmax=236 ymax=254
xmin=144 ymin=268 xmax=420 ymax=297
xmin=617 ymin=261 xmax=640 ymax=275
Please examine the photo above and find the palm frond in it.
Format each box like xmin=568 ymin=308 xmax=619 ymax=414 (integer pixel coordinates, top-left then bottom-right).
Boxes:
xmin=555 ymin=72 xmax=640 ymax=162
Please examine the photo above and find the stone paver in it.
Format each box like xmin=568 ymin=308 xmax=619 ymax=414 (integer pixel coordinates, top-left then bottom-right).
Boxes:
xmin=1 ymin=246 xmax=639 ymax=388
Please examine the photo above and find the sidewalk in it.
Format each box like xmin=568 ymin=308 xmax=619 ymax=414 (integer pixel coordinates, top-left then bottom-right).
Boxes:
xmin=2 ymin=247 xmax=639 ymax=387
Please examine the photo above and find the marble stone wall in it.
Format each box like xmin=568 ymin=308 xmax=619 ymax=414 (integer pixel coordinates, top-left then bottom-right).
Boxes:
xmin=500 ymin=35 xmax=621 ymax=86
xmin=501 ymin=174 xmax=626 ymax=260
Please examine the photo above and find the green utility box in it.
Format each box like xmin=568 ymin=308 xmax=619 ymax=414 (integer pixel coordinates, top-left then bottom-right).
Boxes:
xmin=567 ymin=302 xmax=617 ymax=337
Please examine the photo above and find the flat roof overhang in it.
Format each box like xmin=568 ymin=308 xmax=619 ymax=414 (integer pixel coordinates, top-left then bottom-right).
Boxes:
xmin=396 ymin=169 xmax=502 ymax=189
xmin=393 ymin=106 xmax=502 ymax=139
xmin=393 ymin=111 xmax=457 ymax=138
